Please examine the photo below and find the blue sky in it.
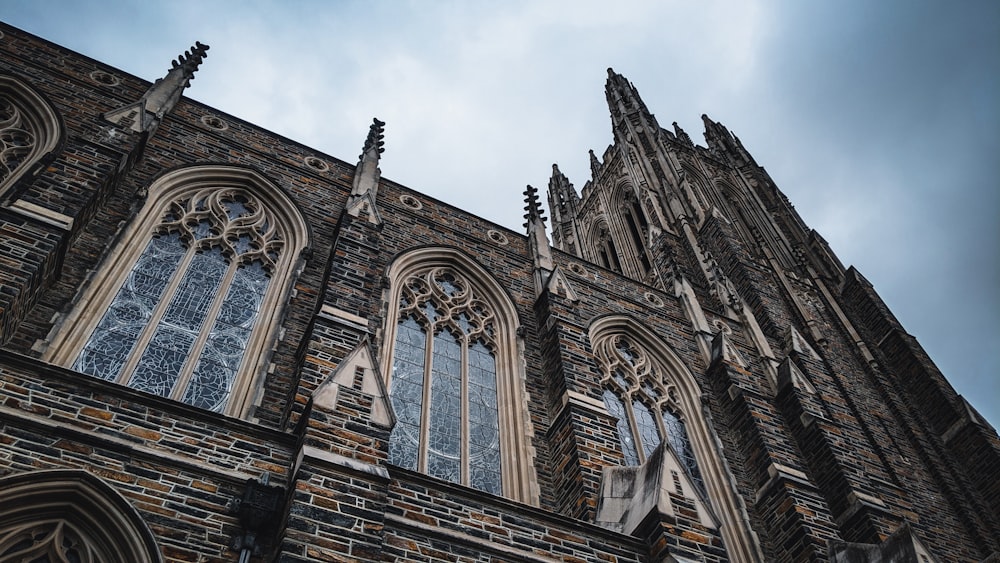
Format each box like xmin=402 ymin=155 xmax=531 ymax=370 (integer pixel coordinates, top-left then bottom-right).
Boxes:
xmin=3 ymin=0 xmax=997 ymax=426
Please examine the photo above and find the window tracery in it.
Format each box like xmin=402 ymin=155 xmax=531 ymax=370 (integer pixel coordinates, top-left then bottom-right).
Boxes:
xmin=595 ymin=334 xmax=705 ymax=495
xmin=0 ymin=470 xmax=162 ymax=563
xmin=388 ymin=267 xmax=502 ymax=495
xmin=0 ymin=520 xmax=104 ymax=563
xmin=381 ymin=248 xmax=537 ymax=504
xmin=73 ymin=188 xmax=280 ymax=412
xmin=0 ymin=97 xmax=35 ymax=185
xmin=589 ymin=317 xmax=763 ymax=561
xmin=47 ymin=166 xmax=309 ymax=418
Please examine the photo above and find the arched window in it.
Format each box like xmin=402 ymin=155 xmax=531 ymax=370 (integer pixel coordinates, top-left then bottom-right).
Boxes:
xmin=622 ymin=195 xmax=651 ymax=274
xmin=46 ymin=166 xmax=309 ymax=417
xmin=382 ymin=248 xmax=536 ymax=504
xmin=596 ymin=334 xmax=705 ymax=496
xmin=590 ymin=317 xmax=762 ymax=562
xmin=0 ymin=75 xmax=61 ymax=197
xmin=0 ymin=470 xmax=162 ymax=563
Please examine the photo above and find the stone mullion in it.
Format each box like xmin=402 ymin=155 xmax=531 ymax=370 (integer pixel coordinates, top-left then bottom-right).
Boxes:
xmin=459 ymin=332 xmax=470 ymax=487
xmin=416 ymin=319 xmax=434 ymax=475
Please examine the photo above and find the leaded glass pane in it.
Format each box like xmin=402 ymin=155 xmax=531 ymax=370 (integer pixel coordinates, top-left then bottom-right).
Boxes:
xmin=388 ymin=317 xmax=426 ymax=470
xmin=130 ymin=248 xmax=226 ymax=398
xmin=427 ymin=331 xmax=461 ymax=484
xmin=423 ymin=302 xmax=439 ymax=323
xmin=182 ymin=261 xmax=270 ymax=411
xmin=74 ymin=233 xmax=185 ymax=380
xmin=663 ymin=406 xmax=706 ymax=496
xmin=468 ymin=341 xmax=501 ymax=495
xmin=223 ymin=196 xmax=250 ymax=219
xmin=603 ymin=389 xmax=639 ymax=466
xmin=633 ymin=399 xmax=662 ymax=459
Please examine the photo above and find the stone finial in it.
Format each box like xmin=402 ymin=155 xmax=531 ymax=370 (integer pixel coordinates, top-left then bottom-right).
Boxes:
xmin=171 ymin=41 xmax=210 ymax=80
xmin=523 ymin=183 xmax=546 ymax=231
xmin=104 ymin=41 xmax=210 ymax=133
xmin=359 ymin=117 xmax=386 ymax=162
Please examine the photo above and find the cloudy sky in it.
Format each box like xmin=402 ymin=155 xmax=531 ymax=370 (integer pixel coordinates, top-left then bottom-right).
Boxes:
xmin=5 ymin=1 xmax=997 ymax=426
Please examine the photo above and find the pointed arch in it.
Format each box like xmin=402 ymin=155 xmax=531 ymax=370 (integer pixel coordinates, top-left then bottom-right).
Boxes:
xmin=589 ymin=315 xmax=761 ymax=563
xmin=381 ymin=246 xmax=537 ymax=504
xmin=0 ymin=75 xmax=62 ymax=198
xmin=46 ymin=165 xmax=310 ymax=417
xmin=0 ymin=469 xmax=162 ymax=563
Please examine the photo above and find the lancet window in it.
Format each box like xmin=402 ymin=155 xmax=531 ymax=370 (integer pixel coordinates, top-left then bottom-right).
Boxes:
xmin=387 ymin=266 xmax=503 ymax=495
xmin=0 ymin=75 xmax=61 ymax=196
xmin=596 ymin=334 xmax=705 ymax=495
xmin=382 ymin=249 xmax=537 ymax=503
xmin=48 ymin=166 xmax=308 ymax=418
xmin=622 ymin=194 xmax=651 ymax=274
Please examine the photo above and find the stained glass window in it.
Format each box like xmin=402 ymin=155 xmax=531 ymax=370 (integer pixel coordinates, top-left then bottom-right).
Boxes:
xmin=72 ymin=187 xmax=282 ymax=413
xmin=387 ymin=267 xmax=502 ymax=495
xmin=596 ymin=334 xmax=705 ymax=497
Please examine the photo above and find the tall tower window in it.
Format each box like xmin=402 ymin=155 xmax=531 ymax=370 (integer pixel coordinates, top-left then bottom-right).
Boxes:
xmin=47 ymin=166 xmax=309 ymax=418
xmin=623 ymin=207 xmax=651 ymax=273
xmin=382 ymin=248 xmax=537 ymax=504
xmin=593 ymin=223 xmax=622 ymax=273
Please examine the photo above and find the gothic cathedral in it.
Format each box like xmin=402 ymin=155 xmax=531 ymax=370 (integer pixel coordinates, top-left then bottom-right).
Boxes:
xmin=0 ymin=22 xmax=996 ymax=563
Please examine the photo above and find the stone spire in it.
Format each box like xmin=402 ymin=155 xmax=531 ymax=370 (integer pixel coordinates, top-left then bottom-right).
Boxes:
xmin=104 ymin=41 xmax=209 ymax=133
xmin=605 ymin=68 xmax=661 ymax=143
xmin=347 ymin=118 xmax=386 ymax=224
xmin=605 ymin=68 xmax=652 ymax=120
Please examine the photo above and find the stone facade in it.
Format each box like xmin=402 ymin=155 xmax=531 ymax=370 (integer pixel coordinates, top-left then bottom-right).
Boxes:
xmin=0 ymin=22 xmax=997 ymax=563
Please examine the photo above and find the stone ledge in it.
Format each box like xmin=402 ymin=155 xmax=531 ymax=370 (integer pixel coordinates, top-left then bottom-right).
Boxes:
xmin=7 ymin=199 xmax=74 ymax=230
